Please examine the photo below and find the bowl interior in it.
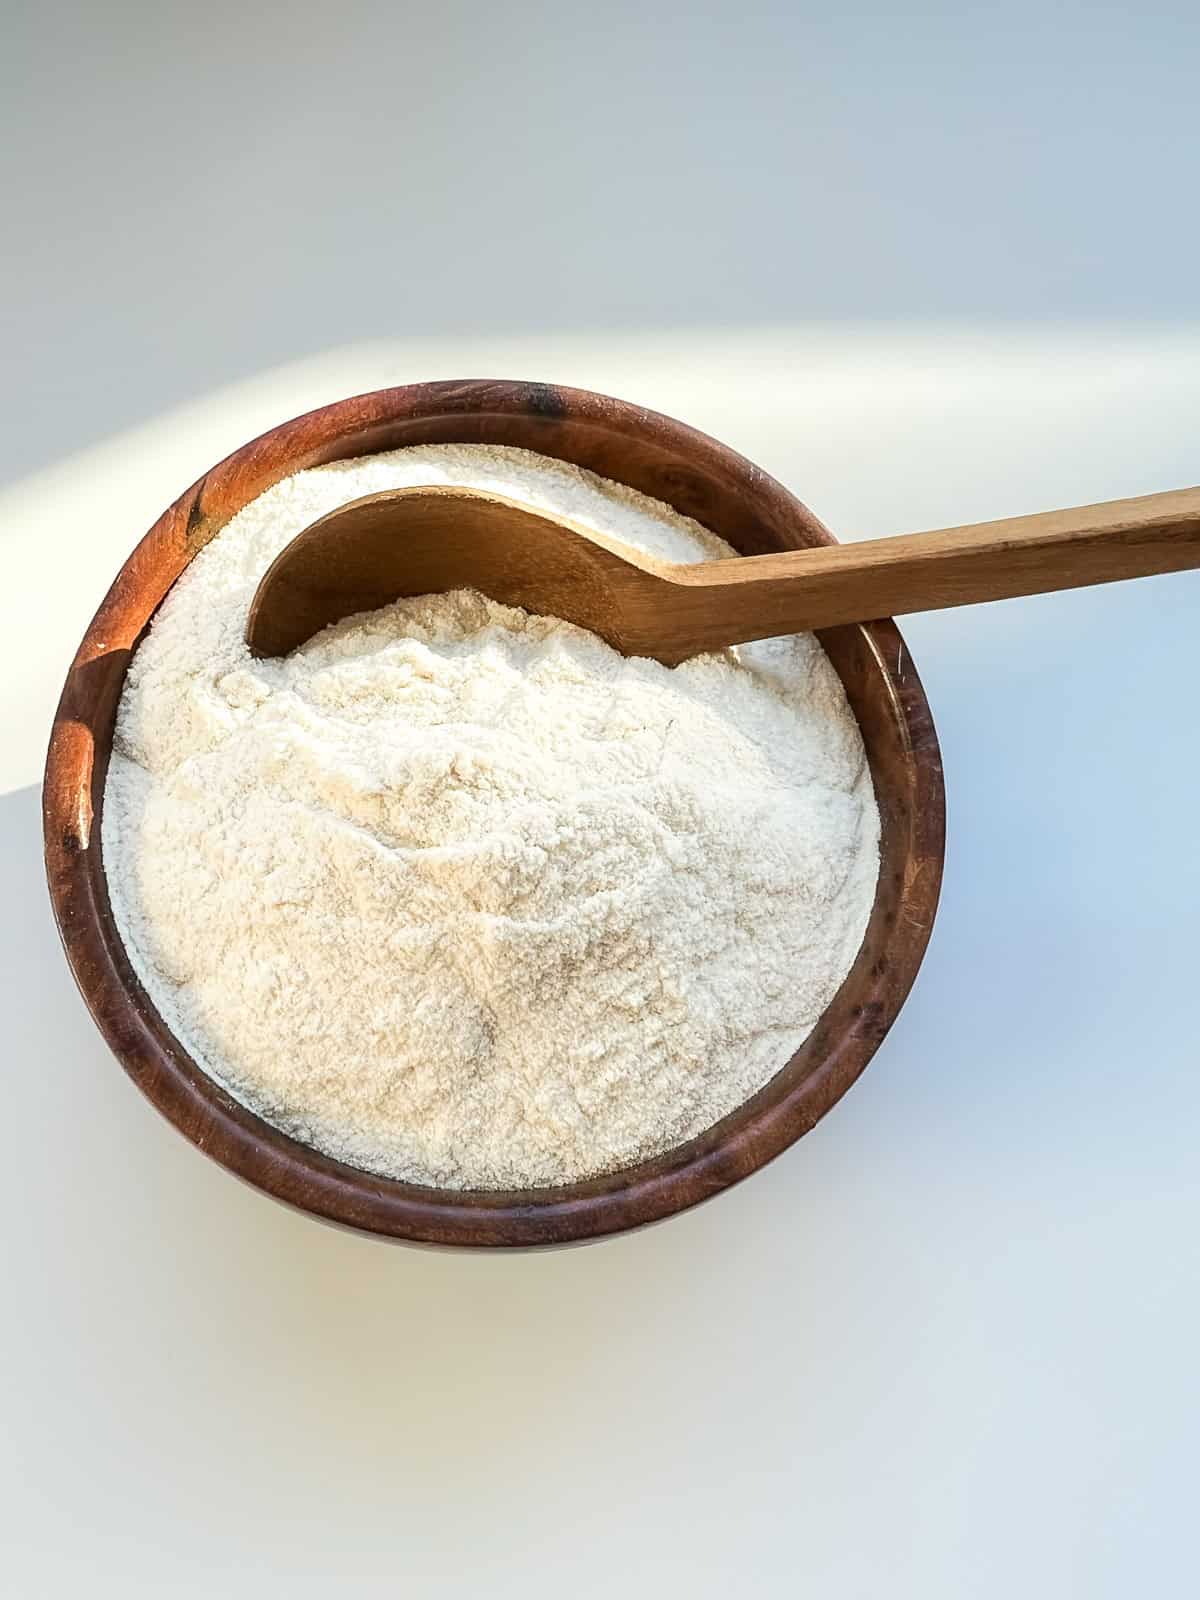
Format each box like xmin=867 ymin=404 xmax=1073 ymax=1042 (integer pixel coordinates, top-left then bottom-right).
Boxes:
xmin=44 ymin=381 xmax=944 ymax=1247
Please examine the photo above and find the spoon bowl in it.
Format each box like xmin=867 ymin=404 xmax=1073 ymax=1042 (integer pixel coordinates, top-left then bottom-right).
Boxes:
xmin=245 ymin=485 xmax=683 ymax=660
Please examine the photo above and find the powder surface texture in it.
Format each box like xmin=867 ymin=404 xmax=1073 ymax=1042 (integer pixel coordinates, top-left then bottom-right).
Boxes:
xmin=103 ymin=444 xmax=880 ymax=1189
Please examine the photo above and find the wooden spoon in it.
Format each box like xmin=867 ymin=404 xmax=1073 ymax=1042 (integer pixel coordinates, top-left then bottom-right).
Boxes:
xmin=246 ymin=483 xmax=1200 ymax=664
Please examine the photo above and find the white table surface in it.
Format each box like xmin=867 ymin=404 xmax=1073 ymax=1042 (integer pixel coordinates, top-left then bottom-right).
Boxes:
xmin=3 ymin=327 xmax=1198 ymax=1597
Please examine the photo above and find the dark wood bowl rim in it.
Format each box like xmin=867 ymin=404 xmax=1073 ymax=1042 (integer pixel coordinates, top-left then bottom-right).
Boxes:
xmin=42 ymin=380 xmax=945 ymax=1249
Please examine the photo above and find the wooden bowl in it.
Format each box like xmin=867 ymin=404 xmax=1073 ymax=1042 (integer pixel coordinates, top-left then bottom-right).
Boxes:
xmin=43 ymin=381 xmax=945 ymax=1248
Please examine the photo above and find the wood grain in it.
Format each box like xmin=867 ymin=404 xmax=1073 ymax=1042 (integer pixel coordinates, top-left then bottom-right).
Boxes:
xmin=42 ymin=380 xmax=945 ymax=1249
xmin=248 ymin=483 xmax=1200 ymax=663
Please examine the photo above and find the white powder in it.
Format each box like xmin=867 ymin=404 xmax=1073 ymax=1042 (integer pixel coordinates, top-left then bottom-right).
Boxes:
xmin=103 ymin=444 xmax=880 ymax=1190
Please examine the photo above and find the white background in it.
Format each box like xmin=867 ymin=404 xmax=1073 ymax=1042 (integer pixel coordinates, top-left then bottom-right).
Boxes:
xmin=2 ymin=328 xmax=1198 ymax=1596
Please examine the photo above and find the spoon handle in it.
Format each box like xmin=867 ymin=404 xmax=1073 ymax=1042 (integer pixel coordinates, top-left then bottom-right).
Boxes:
xmin=676 ymin=485 xmax=1200 ymax=645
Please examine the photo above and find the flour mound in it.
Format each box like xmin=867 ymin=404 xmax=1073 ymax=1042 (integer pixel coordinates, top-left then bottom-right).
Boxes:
xmin=103 ymin=445 xmax=879 ymax=1189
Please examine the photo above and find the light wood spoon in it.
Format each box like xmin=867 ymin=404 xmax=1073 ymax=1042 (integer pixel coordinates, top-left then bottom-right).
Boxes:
xmin=246 ymin=483 xmax=1200 ymax=663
